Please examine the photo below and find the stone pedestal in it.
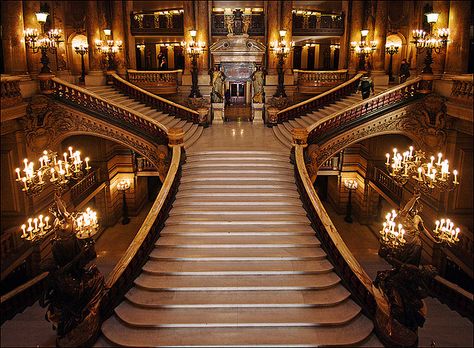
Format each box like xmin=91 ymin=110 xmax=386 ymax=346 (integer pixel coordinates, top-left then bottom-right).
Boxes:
xmin=197 ymin=107 xmax=209 ymax=127
xmin=266 ymin=107 xmax=279 ymax=126
xmin=252 ymin=103 xmax=264 ymax=124
xmin=85 ymin=70 xmax=106 ymax=86
xmin=212 ymin=103 xmax=224 ymax=124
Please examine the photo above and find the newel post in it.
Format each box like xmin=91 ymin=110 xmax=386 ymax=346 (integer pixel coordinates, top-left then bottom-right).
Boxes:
xmin=290 ymin=127 xmax=308 ymax=164
xmin=168 ymin=127 xmax=186 ymax=163
xmin=38 ymin=73 xmax=55 ymax=94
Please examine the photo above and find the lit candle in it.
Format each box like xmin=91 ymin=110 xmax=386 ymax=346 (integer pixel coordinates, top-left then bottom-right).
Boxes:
xmin=44 ymin=216 xmax=50 ymax=229
xmin=38 ymin=170 xmax=43 ymax=183
xmin=39 ymin=157 xmax=44 ymax=167
xmin=431 ymin=168 xmax=437 ymax=181
xmin=76 ymin=151 xmax=81 ymax=163
xmin=23 ymin=158 xmax=28 ymax=171
xmin=15 ymin=168 xmax=21 ymax=181
xmin=85 ymin=157 xmax=90 ymax=169
xmin=58 ymin=160 xmax=63 ymax=172
xmin=418 ymin=167 xmax=422 ymax=180
xmin=21 ymin=224 xmax=27 ymax=238
xmin=33 ymin=218 xmax=38 ymax=231
xmin=22 ymin=177 xmax=28 ymax=190
xmin=435 ymin=220 xmax=440 ymax=232
xmin=51 ymin=168 xmax=56 ymax=181
xmin=69 ymin=146 xmax=73 ymax=158
xmin=454 ymin=228 xmax=460 ymax=241
xmin=28 ymin=218 xmax=33 ymax=230
xmin=63 ymin=152 xmax=68 ymax=163
xmin=65 ymin=163 xmax=70 ymax=175
xmin=453 ymin=170 xmax=458 ymax=184
xmin=437 ymin=153 xmax=442 ymax=165
xmin=409 ymin=146 xmax=413 ymax=158
xmin=430 ymin=156 xmax=435 ymax=166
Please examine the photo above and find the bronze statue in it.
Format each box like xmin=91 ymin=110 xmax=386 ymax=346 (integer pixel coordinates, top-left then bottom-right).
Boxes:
xmin=40 ymin=193 xmax=104 ymax=347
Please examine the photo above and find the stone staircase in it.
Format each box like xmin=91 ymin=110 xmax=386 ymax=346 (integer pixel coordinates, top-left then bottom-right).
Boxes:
xmin=87 ymin=86 xmax=203 ymax=149
xmin=273 ymin=87 xmax=385 ymax=149
xmin=101 ymin=150 xmax=377 ymax=346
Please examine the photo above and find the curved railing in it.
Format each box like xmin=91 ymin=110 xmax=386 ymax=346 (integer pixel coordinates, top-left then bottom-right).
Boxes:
xmin=306 ymin=77 xmax=423 ymax=144
xmin=294 ymin=144 xmax=376 ymax=315
xmin=50 ymin=77 xmax=169 ymax=145
xmin=127 ymin=69 xmax=181 ymax=95
xmin=101 ymin=144 xmax=182 ymax=317
xmin=111 ymin=73 xmax=200 ymax=124
xmin=274 ymin=73 xmax=363 ymax=124
xmin=295 ymin=69 xmax=348 ymax=88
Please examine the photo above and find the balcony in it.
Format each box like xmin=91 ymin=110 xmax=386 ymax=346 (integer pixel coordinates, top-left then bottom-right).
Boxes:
xmin=292 ymin=11 xmax=344 ymax=37
xmin=131 ymin=10 xmax=184 ymax=36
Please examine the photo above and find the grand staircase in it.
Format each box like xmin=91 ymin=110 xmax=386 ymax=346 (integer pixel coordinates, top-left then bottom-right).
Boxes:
xmin=87 ymin=86 xmax=203 ymax=148
xmin=273 ymin=86 xmax=385 ymax=148
xmin=101 ymin=150 xmax=377 ymax=346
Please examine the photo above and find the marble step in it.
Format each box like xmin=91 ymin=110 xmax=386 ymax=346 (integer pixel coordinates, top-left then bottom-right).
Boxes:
xmin=178 ymin=183 xmax=297 ymax=190
xmin=134 ymin=273 xmax=340 ymax=291
xmin=172 ymin=196 xmax=302 ymax=207
xmin=183 ymin=161 xmax=292 ymax=169
xmin=160 ymin=224 xmax=315 ymax=235
xmin=175 ymin=188 xmax=300 ymax=198
xmin=114 ymin=300 xmax=361 ymax=327
xmin=165 ymin=215 xmax=309 ymax=225
xmin=125 ymin=286 xmax=350 ymax=308
xmin=180 ymin=174 xmax=295 ymax=183
xmin=169 ymin=205 xmax=305 ymax=215
xmin=186 ymin=155 xmax=290 ymax=163
xmin=188 ymin=150 xmax=288 ymax=156
xmin=272 ymin=126 xmax=292 ymax=149
xmin=102 ymin=314 xmax=374 ymax=347
xmin=182 ymin=167 xmax=293 ymax=175
xmin=155 ymin=235 xmax=319 ymax=248
xmin=149 ymin=247 xmax=325 ymax=261
xmin=142 ymin=259 xmax=331 ymax=276
xmin=184 ymin=126 xmax=203 ymax=149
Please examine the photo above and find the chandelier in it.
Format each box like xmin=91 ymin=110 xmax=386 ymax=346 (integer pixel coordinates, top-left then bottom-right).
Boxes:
xmin=95 ymin=29 xmax=123 ymax=71
xmin=15 ymin=146 xmax=99 ymax=242
xmin=385 ymin=146 xmax=459 ymax=192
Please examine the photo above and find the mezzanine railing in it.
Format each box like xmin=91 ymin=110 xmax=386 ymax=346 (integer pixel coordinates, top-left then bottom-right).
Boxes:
xmin=127 ymin=69 xmax=181 ymax=95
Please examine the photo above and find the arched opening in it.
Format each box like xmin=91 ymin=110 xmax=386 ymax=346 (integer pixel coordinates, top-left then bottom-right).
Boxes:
xmin=384 ymin=33 xmax=406 ymax=80
xmin=67 ymin=33 xmax=89 ymax=80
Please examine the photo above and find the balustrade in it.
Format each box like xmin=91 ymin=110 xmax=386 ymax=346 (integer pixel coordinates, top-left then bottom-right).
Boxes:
xmin=131 ymin=10 xmax=184 ymax=36
xmin=292 ymin=12 xmax=344 ymax=36
xmin=372 ymin=167 xmax=403 ymax=204
xmin=127 ymin=69 xmax=181 ymax=95
xmin=307 ymin=78 xmax=423 ymax=144
xmin=111 ymin=73 xmax=200 ymax=124
xmin=136 ymin=156 xmax=155 ymax=172
xmin=451 ymin=76 xmax=473 ymax=103
xmin=70 ymin=169 xmax=100 ymax=205
xmin=295 ymin=69 xmax=348 ymax=88
xmin=1 ymin=76 xmax=22 ymax=108
xmin=274 ymin=73 xmax=363 ymax=125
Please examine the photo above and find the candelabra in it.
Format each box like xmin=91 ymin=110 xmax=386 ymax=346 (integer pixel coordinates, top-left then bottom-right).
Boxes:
xmin=270 ymin=30 xmax=294 ymax=98
xmin=95 ymin=29 xmax=123 ymax=71
xmin=350 ymin=29 xmax=377 ymax=71
xmin=74 ymin=43 xmax=88 ymax=83
xmin=385 ymin=146 xmax=459 ymax=193
xmin=24 ymin=9 xmax=63 ymax=74
xmin=14 ymin=146 xmax=99 ymax=242
xmin=343 ymin=179 xmax=358 ymax=223
xmin=385 ymin=43 xmax=400 ymax=82
xmin=182 ymin=29 xmax=206 ymax=98
xmin=411 ymin=11 xmax=449 ymax=74
xmin=117 ymin=179 xmax=131 ymax=225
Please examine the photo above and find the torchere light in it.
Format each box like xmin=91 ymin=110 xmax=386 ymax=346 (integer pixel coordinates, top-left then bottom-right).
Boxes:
xmin=117 ymin=179 xmax=131 ymax=225
xmin=182 ymin=29 xmax=206 ymax=98
xmin=343 ymin=179 xmax=358 ymax=223
xmin=270 ymin=29 xmax=294 ymax=98
xmin=385 ymin=42 xmax=401 ymax=82
xmin=74 ymin=42 xmax=88 ymax=83
xmin=350 ymin=29 xmax=377 ymax=71
xmin=95 ymin=29 xmax=123 ymax=71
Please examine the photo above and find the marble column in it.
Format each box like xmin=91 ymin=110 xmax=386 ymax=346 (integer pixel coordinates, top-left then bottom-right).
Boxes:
xmin=85 ymin=0 xmax=105 ymax=85
xmin=112 ymin=0 xmax=126 ymax=75
xmin=52 ymin=1 xmax=70 ymax=76
xmin=431 ymin=1 xmax=449 ymax=77
xmin=123 ymin=1 xmax=136 ymax=70
xmin=23 ymin=0 xmax=41 ymax=77
xmin=195 ymin=0 xmax=209 ymax=71
xmin=338 ymin=0 xmax=350 ymax=69
xmin=281 ymin=0 xmax=293 ymax=71
xmin=348 ymin=0 xmax=364 ymax=74
xmin=1 ymin=0 xmax=28 ymax=74
xmin=183 ymin=0 xmax=194 ymax=75
xmin=266 ymin=0 xmax=279 ymax=73
xmin=372 ymin=0 xmax=388 ymax=86
xmin=445 ymin=0 xmax=471 ymax=75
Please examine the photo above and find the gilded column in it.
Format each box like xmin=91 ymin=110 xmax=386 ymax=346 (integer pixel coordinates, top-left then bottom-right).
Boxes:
xmin=195 ymin=0 xmax=209 ymax=71
xmin=86 ymin=0 xmax=102 ymax=71
xmin=372 ymin=0 xmax=387 ymax=73
xmin=23 ymin=0 xmax=41 ymax=77
xmin=348 ymin=0 xmax=364 ymax=74
xmin=431 ymin=0 xmax=449 ymax=76
xmin=123 ymin=1 xmax=136 ymax=70
xmin=445 ymin=0 xmax=471 ymax=75
xmin=338 ymin=0 xmax=350 ymax=69
xmin=281 ymin=0 xmax=293 ymax=70
xmin=112 ymin=0 xmax=126 ymax=75
xmin=1 ymin=0 xmax=28 ymax=74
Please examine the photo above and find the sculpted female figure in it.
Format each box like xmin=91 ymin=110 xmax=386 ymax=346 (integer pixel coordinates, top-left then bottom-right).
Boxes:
xmin=251 ymin=66 xmax=265 ymax=103
xmin=211 ymin=66 xmax=226 ymax=103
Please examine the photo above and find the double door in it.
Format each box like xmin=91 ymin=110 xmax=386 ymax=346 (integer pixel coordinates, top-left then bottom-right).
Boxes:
xmin=229 ymin=82 xmax=246 ymax=105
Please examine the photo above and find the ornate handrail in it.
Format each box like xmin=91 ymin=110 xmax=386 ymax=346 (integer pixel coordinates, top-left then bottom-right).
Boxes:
xmin=111 ymin=73 xmax=200 ymax=124
xmin=127 ymin=69 xmax=181 ymax=95
xmin=275 ymin=73 xmax=363 ymax=124
xmin=294 ymin=144 xmax=376 ymax=315
xmin=307 ymin=77 xmax=423 ymax=144
xmin=0 ymin=271 xmax=49 ymax=324
xmin=50 ymin=77 xmax=169 ymax=145
xmin=1 ymin=75 xmax=23 ymax=108
xmin=451 ymin=75 xmax=473 ymax=101
xmin=101 ymin=144 xmax=182 ymax=317
xmin=70 ymin=169 xmax=100 ymax=206
xmin=295 ymin=69 xmax=348 ymax=87
xmin=372 ymin=167 xmax=403 ymax=205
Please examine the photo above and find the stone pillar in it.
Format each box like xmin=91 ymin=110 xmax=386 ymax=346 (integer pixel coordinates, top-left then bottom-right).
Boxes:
xmin=183 ymin=0 xmax=194 ymax=76
xmin=123 ymin=1 xmax=136 ymax=70
xmin=281 ymin=0 xmax=293 ymax=70
xmin=85 ymin=0 xmax=105 ymax=85
xmin=431 ymin=1 xmax=449 ymax=77
xmin=23 ymin=0 xmax=41 ymax=77
xmin=348 ymin=0 xmax=364 ymax=74
xmin=445 ymin=0 xmax=471 ymax=75
xmin=266 ymin=1 xmax=280 ymax=73
xmin=338 ymin=0 xmax=350 ymax=69
xmin=195 ymin=0 xmax=209 ymax=71
xmin=408 ymin=1 xmax=424 ymax=75
xmin=52 ymin=1 xmax=70 ymax=77
xmin=372 ymin=0 xmax=389 ymax=86
xmin=1 ymin=0 xmax=28 ymax=74
xmin=111 ymin=0 xmax=126 ymax=75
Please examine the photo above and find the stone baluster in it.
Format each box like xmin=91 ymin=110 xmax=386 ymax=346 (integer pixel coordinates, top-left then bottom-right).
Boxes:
xmin=445 ymin=0 xmax=471 ymax=75
xmin=1 ymin=0 xmax=28 ymax=75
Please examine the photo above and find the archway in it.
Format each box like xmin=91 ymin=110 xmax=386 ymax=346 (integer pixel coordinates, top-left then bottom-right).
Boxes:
xmin=385 ymin=33 xmax=406 ymax=79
